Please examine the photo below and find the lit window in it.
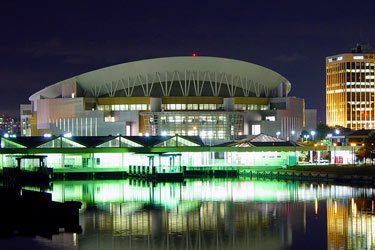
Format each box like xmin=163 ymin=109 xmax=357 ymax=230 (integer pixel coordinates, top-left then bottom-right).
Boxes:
xmin=265 ymin=116 xmax=275 ymax=121
xmin=251 ymin=125 xmax=261 ymax=135
xmin=353 ymin=55 xmax=364 ymax=60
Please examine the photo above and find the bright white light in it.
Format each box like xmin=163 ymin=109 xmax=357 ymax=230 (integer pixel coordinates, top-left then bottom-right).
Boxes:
xmin=43 ymin=133 xmax=52 ymax=138
xmin=145 ymin=132 xmax=150 ymax=137
xmin=353 ymin=55 xmax=364 ymax=60
xmin=327 ymin=133 xmax=332 ymax=138
xmin=335 ymin=129 xmax=340 ymax=135
xmin=161 ymin=131 xmax=167 ymax=136
xmin=291 ymin=130 xmax=295 ymax=135
xmin=310 ymin=131 xmax=316 ymax=136
xmin=10 ymin=134 xmax=16 ymax=138
xmin=3 ymin=133 xmax=9 ymax=138
xmin=276 ymin=131 xmax=281 ymax=138
xmin=63 ymin=132 xmax=72 ymax=138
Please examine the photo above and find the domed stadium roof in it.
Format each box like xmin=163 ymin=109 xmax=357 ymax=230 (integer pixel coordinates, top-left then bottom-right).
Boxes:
xmin=30 ymin=56 xmax=291 ymax=101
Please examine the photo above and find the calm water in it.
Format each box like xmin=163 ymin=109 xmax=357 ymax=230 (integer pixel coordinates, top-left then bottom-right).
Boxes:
xmin=1 ymin=178 xmax=375 ymax=250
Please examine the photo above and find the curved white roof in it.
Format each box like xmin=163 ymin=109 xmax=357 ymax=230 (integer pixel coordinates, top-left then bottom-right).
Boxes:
xmin=30 ymin=56 xmax=291 ymax=101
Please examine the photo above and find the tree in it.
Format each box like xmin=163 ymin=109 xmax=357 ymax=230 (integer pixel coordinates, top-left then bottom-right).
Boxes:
xmin=316 ymin=123 xmax=330 ymax=140
xmin=357 ymin=131 xmax=375 ymax=165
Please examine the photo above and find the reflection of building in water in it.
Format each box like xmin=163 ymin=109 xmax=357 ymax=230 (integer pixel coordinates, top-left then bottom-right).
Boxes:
xmin=78 ymin=201 xmax=295 ymax=250
xmin=51 ymin=180 xmax=371 ymax=208
xmin=47 ymin=180 xmax=375 ymax=249
xmin=327 ymin=198 xmax=375 ymax=250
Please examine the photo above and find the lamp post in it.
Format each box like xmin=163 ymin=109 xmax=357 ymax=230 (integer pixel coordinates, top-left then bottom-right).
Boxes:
xmin=291 ymin=130 xmax=295 ymax=141
xmin=350 ymin=143 xmax=356 ymax=167
xmin=314 ymin=143 xmax=318 ymax=166
xmin=362 ymin=143 xmax=366 ymax=166
xmin=276 ymin=131 xmax=281 ymax=139
xmin=311 ymin=131 xmax=316 ymax=141
xmin=333 ymin=143 xmax=337 ymax=166
xmin=304 ymin=134 xmax=310 ymax=141
xmin=335 ymin=129 xmax=340 ymax=145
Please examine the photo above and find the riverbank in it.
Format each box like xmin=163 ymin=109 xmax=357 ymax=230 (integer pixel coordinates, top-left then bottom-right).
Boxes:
xmin=282 ymin=164 xmax=375 ymax=175
xmin=244 ymin=164 xmax=375 ymax=185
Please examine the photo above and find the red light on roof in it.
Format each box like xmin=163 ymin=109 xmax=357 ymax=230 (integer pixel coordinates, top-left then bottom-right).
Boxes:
xmin=192 ymin=52 xmax=198 ymax=57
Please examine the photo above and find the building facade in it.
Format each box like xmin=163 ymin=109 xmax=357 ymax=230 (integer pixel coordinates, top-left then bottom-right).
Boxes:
xmin=326 ymin=44 xmax=375 ymax=130
xmin=24 ymin=56 xmax=314 ymax=144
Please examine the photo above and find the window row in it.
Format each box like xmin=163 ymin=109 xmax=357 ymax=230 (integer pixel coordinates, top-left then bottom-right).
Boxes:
xmin=162 ymin=104 xmax=223 ymax=110
xmin=98 ymin=104 xmax=149 ymax=111
xmin=234 ymin=104 xmax=269 ymax=111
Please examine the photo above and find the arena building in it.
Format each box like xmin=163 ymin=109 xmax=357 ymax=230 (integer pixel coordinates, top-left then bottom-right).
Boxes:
xmin=23 ymin=56 xmax=315 ymax=144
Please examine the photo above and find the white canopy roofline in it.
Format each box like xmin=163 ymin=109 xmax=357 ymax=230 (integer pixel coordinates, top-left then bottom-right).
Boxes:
xmin=29 ymin=56 xmax=291 ymax=101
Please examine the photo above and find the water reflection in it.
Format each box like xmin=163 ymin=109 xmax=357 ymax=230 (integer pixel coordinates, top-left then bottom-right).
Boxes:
xmin=38 ymin=179 xmax=375 ymax=249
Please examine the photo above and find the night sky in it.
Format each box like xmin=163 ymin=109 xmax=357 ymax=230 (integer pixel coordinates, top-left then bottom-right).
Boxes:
xmin=1 ymin=1 xmax=375 ymax=122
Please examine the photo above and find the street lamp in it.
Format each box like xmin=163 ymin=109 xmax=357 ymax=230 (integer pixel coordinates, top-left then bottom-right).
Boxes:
xmin=327 ymin=133 xmax=332 ymax=145
xmin=333 ymin=143 xmax=337 ymax=166
xmin=291 ymin=130 xmax=295 ymax=141
xmin=350 ymin=143 xmax=356 ymax=167
xmin=303 ymin=134 xmax=310 ymax=141
xmin=314 ymin=143 xmax=318 ymax=166
xmin=311 ymin=131 xmax=316 ymax=141
xmin=276 ymin=131 xmax=281 ymax=139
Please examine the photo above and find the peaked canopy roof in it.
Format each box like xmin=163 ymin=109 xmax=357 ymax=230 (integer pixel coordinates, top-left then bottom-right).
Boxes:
xmin=1 ymin=135 xmax=205 ymax=149
xmin=219 ymin=133 xmax=296 ymax=147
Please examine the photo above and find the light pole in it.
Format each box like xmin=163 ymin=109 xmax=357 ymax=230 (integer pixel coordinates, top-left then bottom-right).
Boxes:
xmin=351 ymin=143 xmax=356 ymax=167
xmin=314 ymin=143 xmax=318 ymax=166
xmin=304 ymin=134 xmax=310 ymax=141
xmin=335 ymin=129 xmax=340 ymax=145
xmin=333 ymin=143 xmax=337 ymax=166
xmin=276 ymin=131 xmax=281 ymax=139
xmin=291 ymin=130 xmax=295 ymax=141
xmin=311 ymin=131 xmax=316 ymax=141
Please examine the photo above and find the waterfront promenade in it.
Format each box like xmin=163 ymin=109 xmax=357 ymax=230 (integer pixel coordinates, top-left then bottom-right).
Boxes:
xmin=246 ymin=164 xmax=375 ymax=185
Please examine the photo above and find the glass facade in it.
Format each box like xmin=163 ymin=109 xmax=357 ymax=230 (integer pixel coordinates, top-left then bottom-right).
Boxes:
xmin=141 ymin=111 xmax=244 ymax=142
xmin=161 ymin=103 xmax=223 ymax=111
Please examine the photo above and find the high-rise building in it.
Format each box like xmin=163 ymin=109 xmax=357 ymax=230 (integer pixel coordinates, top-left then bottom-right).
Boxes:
xmin=326 ymin=44 xmax=375 ymax=130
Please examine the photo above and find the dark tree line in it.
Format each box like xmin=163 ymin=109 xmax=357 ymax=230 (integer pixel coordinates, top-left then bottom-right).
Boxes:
xmin=356 ymin=131 xmax=375 ymax=165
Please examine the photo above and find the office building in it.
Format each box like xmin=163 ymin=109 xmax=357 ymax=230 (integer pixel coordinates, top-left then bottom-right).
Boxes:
xmin=326 ymin=44 xmax=375 ymax=130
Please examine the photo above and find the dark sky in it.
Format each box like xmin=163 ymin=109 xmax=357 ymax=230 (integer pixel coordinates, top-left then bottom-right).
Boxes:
xmin=1 ymin=1 xmax=375 ymax=122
